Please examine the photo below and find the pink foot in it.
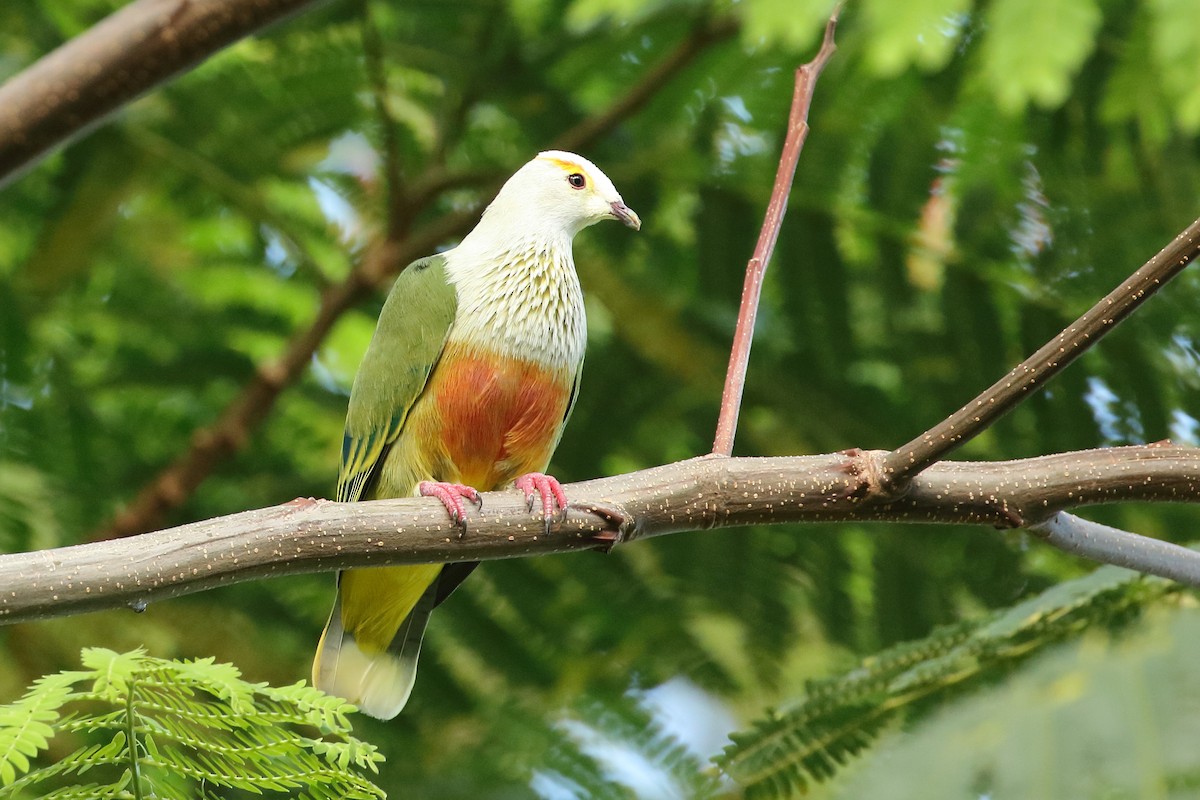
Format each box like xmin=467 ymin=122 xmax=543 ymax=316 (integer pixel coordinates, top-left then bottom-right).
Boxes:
xmin=515 ymin=472 xmax=568 ymax=533
xmin=418 ymin=481 xmax=481 ymax=525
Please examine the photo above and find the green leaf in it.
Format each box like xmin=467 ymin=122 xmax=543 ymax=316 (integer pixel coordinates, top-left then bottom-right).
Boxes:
xmin=0 ymin=649 xmax=384 ymax=798
xmin=831 ymin=603 xmax=1200 ymax=799
xmin=0 ymin=671 xmax=80 ymax=785
xmin=717 ymin=565 xmax=1178 ymax=797
xmin=1149 ymin=0 xmax=1200 ymax=132
xmin=979 ymin=0 xmax=1102 ymax=112
xmin=737 ymin=0 xmax=835 ymax=51
xmin=863 ymin=0 xmax=972 ymax=76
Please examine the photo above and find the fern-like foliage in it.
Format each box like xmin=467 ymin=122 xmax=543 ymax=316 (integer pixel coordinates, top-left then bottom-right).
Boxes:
xmin=717 ymin=564 xmax=1181 ymax=798
xmin=0 ymin=648 xmax=383 ymax=799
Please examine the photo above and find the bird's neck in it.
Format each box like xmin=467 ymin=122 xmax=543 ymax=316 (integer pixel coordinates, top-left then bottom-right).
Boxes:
xmin=444 ymin=230 xmax=587 ymax=370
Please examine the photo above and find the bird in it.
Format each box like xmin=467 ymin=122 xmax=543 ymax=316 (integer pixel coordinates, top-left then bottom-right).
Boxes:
xmin=313 ymin=150 xmax=640 ymax=719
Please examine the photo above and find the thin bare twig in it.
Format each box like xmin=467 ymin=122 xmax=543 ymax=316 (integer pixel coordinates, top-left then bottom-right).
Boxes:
xmin=712 ymin=5 xmax=842 ymax=456
xmin=12 ymin=444 xmax=1200 ymax=625
xmin=0 ymin=0 xmax=325 ymax=188
xmin=881 ymin=215 xmax=1200 ymax=484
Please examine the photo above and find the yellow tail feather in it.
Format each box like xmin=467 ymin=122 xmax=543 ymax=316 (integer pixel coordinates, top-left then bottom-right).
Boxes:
xmin=313 ymin=565 xmax=442 ymax=719
xmin=313 ymin=624 xmax=417 ymax=720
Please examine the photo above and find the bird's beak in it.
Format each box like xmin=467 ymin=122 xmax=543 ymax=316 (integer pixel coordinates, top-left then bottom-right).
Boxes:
xmin=610 ymin=200 xmax=641 ymax=231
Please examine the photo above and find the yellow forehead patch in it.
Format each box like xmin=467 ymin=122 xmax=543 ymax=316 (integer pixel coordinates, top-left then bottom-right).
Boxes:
xmin=538 ymin=154 xmax=586 ymax=175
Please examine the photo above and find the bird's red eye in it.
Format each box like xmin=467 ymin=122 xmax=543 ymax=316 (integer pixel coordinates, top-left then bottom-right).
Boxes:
xmin=567 ymin=173 xmax=586 ymax=189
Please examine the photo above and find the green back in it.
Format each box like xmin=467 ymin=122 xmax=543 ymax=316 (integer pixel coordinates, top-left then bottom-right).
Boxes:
xmin=337 ymin=256 xmax=457 ymax=503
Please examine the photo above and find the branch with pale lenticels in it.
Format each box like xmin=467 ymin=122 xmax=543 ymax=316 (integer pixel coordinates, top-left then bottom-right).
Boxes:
xmin=9 ymin=1 xmax=1200 ymax=630
xmin=881 ymin=215 xmax=1200 ymax=486
xmin=4 ymin=444 xmax=1200 ymax=625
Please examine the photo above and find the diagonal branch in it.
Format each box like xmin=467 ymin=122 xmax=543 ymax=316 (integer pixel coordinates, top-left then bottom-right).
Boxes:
xmin=712 ymin=4 xmax=842 ymax=456
xmin=554 ymin=17 xmax=739 ymax=154
xmin=12 ymin=444 xmax=1200 ymax=625
xmin=0 ymin=0 xmax=326 ymax=188
xmin=92 ymin=210 xmax=475 ymax=541
xmin=881 ymin=214 xmax=1200 ymax=485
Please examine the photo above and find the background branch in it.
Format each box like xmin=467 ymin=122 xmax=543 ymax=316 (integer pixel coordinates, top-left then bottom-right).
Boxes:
xmin=553 ymin=17 xmax=738 ymax=154
xmin=93 ymin=212 xmax=472 ymax=540
xmin=1030 ymin=512 xmax=1200 ymax=585
xmin=881 ymin=214 xmax=1200 ymax=485
xmin=0 ymin=0 xmax=324 ymax=187
xmin=16 ymin=444 xmax=1200 ymax=625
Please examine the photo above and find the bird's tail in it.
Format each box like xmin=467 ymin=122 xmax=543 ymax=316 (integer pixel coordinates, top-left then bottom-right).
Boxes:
xmin=312 ymin=574 xmax=439 ymax=720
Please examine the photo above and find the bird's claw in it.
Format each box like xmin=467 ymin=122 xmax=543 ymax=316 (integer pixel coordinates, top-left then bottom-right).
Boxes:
xmin=419 ymin=481 xmax=482 ymax=533
xmin=571 ymin=500 xmax=631 ymax=553
xmin=515 ymin=472 xmax=568 ymax=535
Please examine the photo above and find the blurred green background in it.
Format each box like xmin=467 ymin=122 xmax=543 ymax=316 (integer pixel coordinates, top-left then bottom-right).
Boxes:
xmin=2 ymin=0 xmax=1200 ymax=796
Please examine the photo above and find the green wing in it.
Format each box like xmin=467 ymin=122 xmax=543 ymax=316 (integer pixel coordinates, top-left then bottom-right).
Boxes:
xmin=337 ymin=255 xmax=457 ymax=503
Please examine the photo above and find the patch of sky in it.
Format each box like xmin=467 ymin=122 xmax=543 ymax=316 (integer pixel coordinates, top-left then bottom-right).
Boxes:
xmin=260 ymin=225 xmax=296 ymax=278
xmin=309 ymin=352 xmax=349 ymax=396
xmin=307 ymin=177 xmax=363 ymax=247
xmin=1083 ymin=376 xmax=1144 ymax=445
xmin=1165 ymin=332 xmax=1200 ymax=389
xmin=531 ymin=677 xmax=736 ymax=800
xmin=319 ymin=131 xmax=379 ymax=182
xmin=548 ymin=718 xmax=689 ymax=799
xmin=721 ymin=95 xmax=753 ymax=124
xmin=1170 ymin=409 xmax=1199 ymax=446
xmin=529 ymin=771 xmax=591 ymax=800
xmin=1010 ymin=159 xmax=1052 ymax=265
xmin=635 ymin=676 xmax=739 ymax=762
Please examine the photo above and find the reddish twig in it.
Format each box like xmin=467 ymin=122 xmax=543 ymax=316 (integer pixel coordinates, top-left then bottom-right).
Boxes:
xmin=711 ymin=5 xmax=842 ymax=456
xmin=881 ymin=214 xmax=1200 ymax=486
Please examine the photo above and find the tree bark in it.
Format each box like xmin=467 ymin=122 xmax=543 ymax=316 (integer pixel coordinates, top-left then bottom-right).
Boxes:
xmin=0 ymin=0 xmax=325 ymax=186
xmin=4 ymin=445 xmax=1200 ymax=625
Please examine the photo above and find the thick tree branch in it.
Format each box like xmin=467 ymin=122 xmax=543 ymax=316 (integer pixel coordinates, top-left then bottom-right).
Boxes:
xmin=13 ymin=445 xmax=1200 ymax=625
xmin=713 ymin=4 xmax=841 ymax=456
xmin=881 ymin=214 xmax=1200 ymax=485
xmin=0 ymin=0 xmax=325 ymax=187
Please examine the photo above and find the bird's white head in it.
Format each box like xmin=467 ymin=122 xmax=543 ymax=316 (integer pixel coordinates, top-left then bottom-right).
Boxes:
xmin=475 ymin=150 xmax=640 ymax=242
